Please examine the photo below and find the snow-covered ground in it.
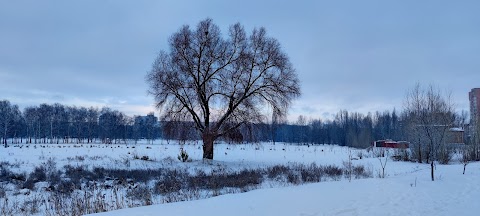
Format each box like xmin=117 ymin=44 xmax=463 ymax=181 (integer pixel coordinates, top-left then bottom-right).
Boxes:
xmin=1 ymin=141 xmax=378 ymax=175
xmin=91 ymin=162 xmax=480 ymax=216
xmin=1 ymin=140 xmax=479 ymax=215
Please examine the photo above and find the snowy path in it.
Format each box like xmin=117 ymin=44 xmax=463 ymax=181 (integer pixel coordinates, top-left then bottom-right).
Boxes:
xmin=90 ymin=162 xmax=480 ymax=216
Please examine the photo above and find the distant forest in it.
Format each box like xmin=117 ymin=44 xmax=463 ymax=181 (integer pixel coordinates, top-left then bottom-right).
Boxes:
xmin=0 ymin=100 xmax=466 ymax=148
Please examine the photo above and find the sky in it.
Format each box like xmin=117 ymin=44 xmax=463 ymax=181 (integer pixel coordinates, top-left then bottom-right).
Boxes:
xmin=1 ymin=0 xmax=479 ymax=121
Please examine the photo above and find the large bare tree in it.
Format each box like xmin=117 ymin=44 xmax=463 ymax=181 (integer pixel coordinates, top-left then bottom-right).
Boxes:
xmin=147 ymin=19 xmax=300 ymax=159
xmin=403 ymin=84 xmax=455 ymax=181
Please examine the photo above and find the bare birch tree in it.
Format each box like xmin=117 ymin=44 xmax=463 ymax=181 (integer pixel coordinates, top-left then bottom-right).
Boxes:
xmin=0 ymin=100 xmax=14 ymax=146
xmin=403 ymin=84 xmax=455 ymax=181
xmin=466 ymin=122 xmax=480 ymax=161
xmin=147 ymin=19 xmax=300 ymax=159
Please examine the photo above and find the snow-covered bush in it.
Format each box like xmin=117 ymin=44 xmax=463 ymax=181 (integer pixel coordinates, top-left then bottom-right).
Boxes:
xmin=188 ymin=169 xmax=263 ymax=190
xmin=154 ymin=170 xmax=187 ymax=195
xmin=287 ymin=172 xmax=301 ymax=185
xmin=323 ymin=165 xmax=343 ymax=180
xmin=300 ymin=163 xmax=323 ymax=183
xmin=352 ymin=165 xmax=372 ymax=179
xmin=266 ymin=165 xmax=290 ymax=180
xmin=127 ymin=185 xmax=153 ymax=206
xmin=23 ymin=165 xmax=47 ymax=190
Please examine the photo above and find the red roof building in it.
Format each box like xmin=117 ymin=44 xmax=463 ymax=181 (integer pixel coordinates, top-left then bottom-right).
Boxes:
xmin=374 ymin=140 xmax=409 ymax=149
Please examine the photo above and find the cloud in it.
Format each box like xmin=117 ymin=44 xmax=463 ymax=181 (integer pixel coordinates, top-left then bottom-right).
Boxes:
xmin=1 ymin=0 xmax=479 ymax=119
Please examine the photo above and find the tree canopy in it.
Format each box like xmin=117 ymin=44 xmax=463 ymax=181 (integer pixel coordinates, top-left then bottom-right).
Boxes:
xmin=147 ymin=18 xmax=301 ymax=159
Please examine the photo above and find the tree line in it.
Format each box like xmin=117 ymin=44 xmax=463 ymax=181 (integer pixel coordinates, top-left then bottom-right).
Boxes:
xmin=0 ymin=99 xmax=465 ymax=146
xmin=0 ymin=100 xmax=464 ymax=148
xmin=0 ymin=99 xmax=468 ymax=146
xmin=0 ymin=100 xmax=159 ymax=146
xmin=0 ymin=99 xmax=427 ymax=148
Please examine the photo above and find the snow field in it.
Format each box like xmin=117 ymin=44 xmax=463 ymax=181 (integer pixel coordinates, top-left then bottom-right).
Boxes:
xmin=91 ymin=161 xmax=480 ymax=216
xmin=0 ymin=141 xmax=478 ymax=215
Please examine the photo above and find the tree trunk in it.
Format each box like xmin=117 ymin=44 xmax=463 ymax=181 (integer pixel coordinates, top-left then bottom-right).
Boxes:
xmin=202 ymin=133 xmax=215 ymax=159
xmin=431 ymin=161 xmax=434 ymax=181
xmin=418 ymin=144 xmax=422 ymax=163
xmin=3 ymin=128 xmax=7 ymax=147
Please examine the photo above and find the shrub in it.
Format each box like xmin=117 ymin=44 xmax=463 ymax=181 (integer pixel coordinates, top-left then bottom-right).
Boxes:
xmin=64 ymin=165 xmax=102 ymax=183
xmin=0 ymin=161 xmax=11 ymax=169
xmin=47 ymin=170 xmax=62 ymax=186
xmin=94 ymin=168 xmax=164 ymax=183
xmin=177 ymin=148 xmax=189 ymax=162
xmin=188 ymin=169 xmax=262 ymax=191
xmin=132 ymin=152 xmax=152 ymax=161
xmin=22 ymin=180 xmax=35 ymax=190
xmin=126 ymin=185 xmax=152 ymax=205
xmin=10 ymin=173 xmax=27 ymax=182
xmin=54 ymin=179 xmax=78 ymax=195
xmin=21 ymin=195 xmax=42 ymax=215
xmin=0 ymin=184 xmax=6 ymax=198
xmin=92 ymin=167 xmax=106 ymax=180
xmin=31 ymin=166 xmax=47 ymax=182
xmin=161 ymin=188 xmax=201 ymax=204
xmin=352 ymin=165 xmax=372 ymax=179
xmin=23 ymin=166 xmax=47 ymax=190
xmin=300 ymin=163 xmax=323 ymax=183
xmin=287 ymin=172 xmax=300 ymax=185
xmin=154 ymin=170 xmax=186 ymax=195
xmin=0 ymin=166 xmax=14 ymax=182
xmin=227 ymin=169 xmax=263 ymax=189
xmin=438 ymin=147 xmax=453 ymax=165
xmin=75 ymin=155 xmax=86 ymax=161
xmin=323 ymin=165 xmax=343 ymax=180
xmin=266 ymin=165 xmax=289 ymax=179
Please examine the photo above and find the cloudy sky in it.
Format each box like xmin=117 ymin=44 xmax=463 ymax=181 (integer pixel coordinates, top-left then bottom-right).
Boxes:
xmin=1 ymin=0 xmax=479 ymax=121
